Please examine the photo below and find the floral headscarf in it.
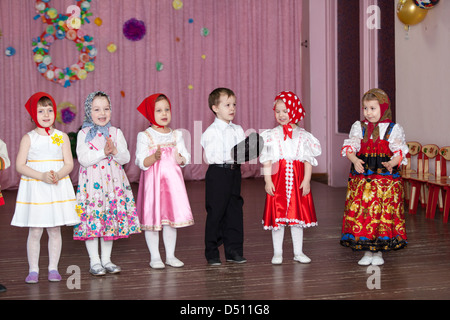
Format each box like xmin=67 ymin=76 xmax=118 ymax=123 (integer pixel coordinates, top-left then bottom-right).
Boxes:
xmin=273 ymin=91 xmax=305 ymax=140
xmin=25 ymin=92 xmax=57 ymax=135
xmin=137 ymin=93 xmax=171 ymax=128
xmin=361 ymin=88 xmax=392 ymax=143
xmin=82 ymin=91 xmax=112 ymax=143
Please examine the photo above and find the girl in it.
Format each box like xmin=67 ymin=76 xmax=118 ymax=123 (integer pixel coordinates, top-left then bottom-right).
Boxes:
xmin=11 ymin=92 xmax=80 ymax=283
xmin=340 ymin=88 xmax=408 ymax=266
xmin=136 ymin=93 xmax=194 ymax=269
xmin=73 ymin=91 xmax=140 ymax=276
xmin=260 ymin=91 xmax=321 ymax=264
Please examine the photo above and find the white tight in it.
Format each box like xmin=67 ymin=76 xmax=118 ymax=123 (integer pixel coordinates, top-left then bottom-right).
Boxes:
xmin=271 ymin=226 xmax=304 ymax=257
xmin=27 ymin=227 xmax=62 ymax=273
xmin=144 ymin=226 xmax=177 ymax=263
xmin=85 ymin=238 xmax=114 ymax=267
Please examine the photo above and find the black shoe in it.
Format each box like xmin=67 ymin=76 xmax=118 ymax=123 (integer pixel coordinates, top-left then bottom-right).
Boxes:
xmin=226 ymin=256 xmax=247 ymax=264
xmin=0 ymin=284 xmax=6 ymax=293
xmin=207 ymin=258 xmax=222 ymax=266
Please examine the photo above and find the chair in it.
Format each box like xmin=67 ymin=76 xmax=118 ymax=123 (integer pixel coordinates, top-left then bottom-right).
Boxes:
xmin=426 ymin=146 xmax=450 ymax=222
xmin=401 ymin=141 xmax=422 ymax=204
xmin=407 ymin=144 xmax=439 ymax=214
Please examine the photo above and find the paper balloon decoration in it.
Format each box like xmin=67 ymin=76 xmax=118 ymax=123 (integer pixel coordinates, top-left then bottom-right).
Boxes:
xmin=414 ymin=0 xmax=440 ymax=9
xmin=397 ymin=0 xmax=428 ymax=26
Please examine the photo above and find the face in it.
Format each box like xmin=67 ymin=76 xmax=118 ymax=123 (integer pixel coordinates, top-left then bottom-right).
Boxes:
xmin=274 ymin=100 xmax=290 ymax=126
xmin=91 ymin=96 xmax=111 ymax=127
xmin=36 ymin=104 xmax=55 ymax=128
xmin=212 ymin=94 xmax=236 ymax=123
xmin=154 ymin=99 xmax=171 ymax=127
xmin=363 ymin=99 xmax=381 ymax=124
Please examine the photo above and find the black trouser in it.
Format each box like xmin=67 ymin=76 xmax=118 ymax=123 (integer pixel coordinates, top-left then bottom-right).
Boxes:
xmin=204 ymin=165 xmax=244 ymax=260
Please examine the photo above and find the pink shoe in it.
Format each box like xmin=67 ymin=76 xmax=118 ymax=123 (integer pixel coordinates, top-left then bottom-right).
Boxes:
xmin=25 ymin=272 xmax=39 ymax=284
xmin=48 ymin=270 xmax=62 ymax=282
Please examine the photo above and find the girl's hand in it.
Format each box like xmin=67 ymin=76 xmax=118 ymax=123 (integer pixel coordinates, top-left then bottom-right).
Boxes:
xmin=300 ymin=180 xmax=310 ymax=196
xmin=105 ymin=137 xmax=118 ymax=156
xmin=174 ymin=147 xmax=185 ymax=165
xmin=265 ymin=181 xmax=275 ymax=196
xmin=352 ymin=158 xmax=365 ymax=174
xmin=42 ymin=171 xmax=55 ymax=184
xmin=154 ymin=145 xmax=161 ymax=161
xmin=104 ymin=139 xmax=113 ymax=156
xmin=381 ymin=160 xmax=394 ymax=173
xmin=50 ymin=170 xmax=59 ymax=185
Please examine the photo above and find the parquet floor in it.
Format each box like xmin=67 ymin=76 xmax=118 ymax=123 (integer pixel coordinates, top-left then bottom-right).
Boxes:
xmin=0 ymin=178 xmax=449 ymax=303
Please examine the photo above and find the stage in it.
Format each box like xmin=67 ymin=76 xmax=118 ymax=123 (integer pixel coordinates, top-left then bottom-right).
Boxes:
xmin=0 ymin=179 xmax=449 ymax=300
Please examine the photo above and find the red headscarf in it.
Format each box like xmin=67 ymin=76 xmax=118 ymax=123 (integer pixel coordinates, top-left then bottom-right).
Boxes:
xmin=273 ymin=91 xmax=305 ymax=140
xmin=25 ymin=92 xmax=57 ymax=135
xmin=362 ymin=88 xmax=392 ymax=143
xmin=137 ymin=94 xmax=171 ymax=128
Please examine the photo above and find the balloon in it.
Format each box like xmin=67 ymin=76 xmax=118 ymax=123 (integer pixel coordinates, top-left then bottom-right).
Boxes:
xmin=414 ymin=0 xmax=440 ymax=9
xmin=397 ymin=0 xmax=428 ymax=25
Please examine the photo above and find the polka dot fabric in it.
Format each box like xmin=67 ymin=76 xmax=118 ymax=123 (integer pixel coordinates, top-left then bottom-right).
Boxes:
xmin=273 ymin=91 xmax=305 ymax=140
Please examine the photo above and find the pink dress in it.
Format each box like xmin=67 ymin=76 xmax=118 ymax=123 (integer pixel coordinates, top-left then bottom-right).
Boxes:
xmin=135 ymin=128 xmax=194 ymax=231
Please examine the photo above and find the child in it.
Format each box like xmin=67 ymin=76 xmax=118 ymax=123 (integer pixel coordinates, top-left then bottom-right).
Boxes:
xmin=201 ymin=88 xmax=247 ymax=265
xmin=73 ymin=91 xmax=140 ymax=276
xmin=340 ymin=88 xmax=408 ymax=266
xmin=11 ymin=92 xmax=80 ymax=283
xmin=0 ymin=138 xmax=11 ymax=292
xmin=260 ymin=91 xmax=321 ymax=264
xmin=136 ymin=93 xmax=194 ymax=269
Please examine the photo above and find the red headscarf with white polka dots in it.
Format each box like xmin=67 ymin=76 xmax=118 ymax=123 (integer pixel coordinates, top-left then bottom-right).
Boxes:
xmin=273 ymin=91 xmax=305 ymax=140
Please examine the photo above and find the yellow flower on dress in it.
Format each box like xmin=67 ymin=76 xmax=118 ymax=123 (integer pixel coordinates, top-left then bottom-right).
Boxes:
xmin=75 ymin=205 xmax=83 ymax=217
xmin=51 ymin=133 xmax=64 ymax=146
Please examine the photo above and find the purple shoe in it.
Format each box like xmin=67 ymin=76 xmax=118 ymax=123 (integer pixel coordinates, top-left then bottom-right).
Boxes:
xmin=25 ymin=272 xmax=39 ymax=284
xmin=48 ymin=270 xmax=62 ymax=282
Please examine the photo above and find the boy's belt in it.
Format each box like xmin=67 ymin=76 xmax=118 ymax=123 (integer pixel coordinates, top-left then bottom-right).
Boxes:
xmin=210 ymin=164 xmax=241 ymax=170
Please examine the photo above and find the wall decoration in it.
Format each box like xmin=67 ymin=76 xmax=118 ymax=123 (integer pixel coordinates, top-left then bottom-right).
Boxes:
xmin=32 ymin=0 xmax=97 ymax=88
xmin=5 ymin=46 xmax=15 ymax=57
xmin=172 ymin=0 xmax=183 ymax=10
xmin=56 ymin=102 xmax=77 ymax=124
xmin=107 ymin=42 xmax=117 ymax=53
xmin=413 ymin=0 xmax=440 ymax=9
xmin=155 ymin=62 xmax=164 ymax=71
xmin=123 ymin=18 xmax=146 ymax=41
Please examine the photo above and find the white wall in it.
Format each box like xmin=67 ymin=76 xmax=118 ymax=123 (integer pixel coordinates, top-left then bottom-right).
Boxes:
xmin=395 ymin=1 xmax=450 ymax=148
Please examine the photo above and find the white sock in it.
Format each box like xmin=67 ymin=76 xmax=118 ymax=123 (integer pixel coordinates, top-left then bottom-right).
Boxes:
xmin=85 ymin=238 xmax=101 ymax=268
xmin=27 ymin=228 xmax=43 ymax=273
xmin=290 ymin=227 xmax=304 ymax=256
xmin=100 ymin=238 xmax=114 ymax=266
xmin=47 ymin=227 xmax=62 ymax=272
xmin=145 ymin=231 xmax=162 ymax=263
xmin=163 ymin=226 xmax=177 ymax=261
xmin=272 ymin=227 xmax=285 ymax=258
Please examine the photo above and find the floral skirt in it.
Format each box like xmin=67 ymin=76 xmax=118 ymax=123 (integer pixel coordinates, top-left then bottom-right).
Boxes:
xmin=73 ymin=160 xmax=141 ymax=240
xmin=340 ymin=175 xmax=407 ymax=252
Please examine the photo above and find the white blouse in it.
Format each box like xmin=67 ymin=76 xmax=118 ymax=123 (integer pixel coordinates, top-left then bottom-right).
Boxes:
xmin=135 ymin=127 xmax=191 ymax=170
xmin=76 ymin=127 xmax=130 ymax=168
xmin=341 ymin=121 xmax=409 ymax=165
xmin=201 ymin=118 xmax=246 ymax=165
xmin=259 ymin=126 xmax=322 ymax=166
xmin=0 ymin=139 xmax=10 ymax=169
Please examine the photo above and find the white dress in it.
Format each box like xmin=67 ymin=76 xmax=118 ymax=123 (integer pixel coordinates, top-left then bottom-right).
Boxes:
xmin=11 ymin=130 xmax=80 ymax=228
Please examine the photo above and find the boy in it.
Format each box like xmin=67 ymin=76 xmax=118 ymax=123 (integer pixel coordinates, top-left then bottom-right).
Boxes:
xmin=201 ymin=88 xmax=246 ymax=265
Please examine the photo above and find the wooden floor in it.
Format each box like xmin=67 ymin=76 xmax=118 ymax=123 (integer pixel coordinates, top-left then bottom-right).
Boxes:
xmin=1 ymin=178 xmax=450 ymax=302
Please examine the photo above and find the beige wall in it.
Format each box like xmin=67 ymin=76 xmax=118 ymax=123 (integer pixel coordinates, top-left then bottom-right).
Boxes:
xmin=395 ymin=1 xmax=449 ymax=148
